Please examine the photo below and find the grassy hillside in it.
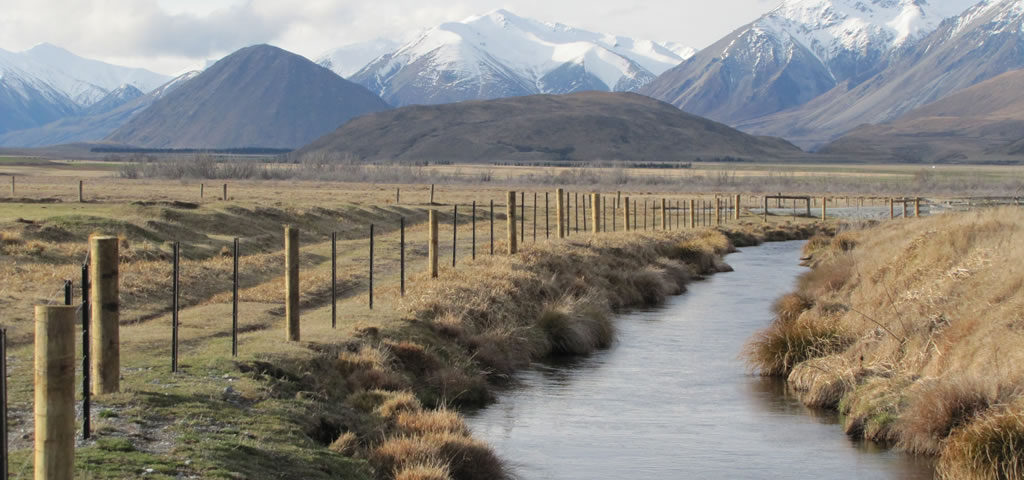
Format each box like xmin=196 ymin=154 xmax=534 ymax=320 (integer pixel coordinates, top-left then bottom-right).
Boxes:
xmin=821 ymin=70 xmax=1024 ymax=163
xmin=295 ymin=92 xmax=803 ymax=163
xmin=746 ymin=208 xmax=1024 ymax=479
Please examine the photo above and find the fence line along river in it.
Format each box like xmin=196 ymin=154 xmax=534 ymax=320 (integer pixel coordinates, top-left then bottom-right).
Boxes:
xmin=466 ymin=240 xmax=934 ymax=480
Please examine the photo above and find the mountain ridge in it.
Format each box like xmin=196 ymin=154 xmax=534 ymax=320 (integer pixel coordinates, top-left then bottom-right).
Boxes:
xmin=106 ymin=44 xmax=390 ymax=149
xmin=296 ymin=91 xmax=803 ymax=163
xmin=350 ymin=9 xmax=692 ymax=107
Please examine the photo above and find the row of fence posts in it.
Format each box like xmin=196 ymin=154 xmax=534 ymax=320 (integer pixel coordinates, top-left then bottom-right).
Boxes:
xmin=7 ymin=178 xmax=233 ymax=203
xmin=17 ymin=188 xmax=940 ymax=477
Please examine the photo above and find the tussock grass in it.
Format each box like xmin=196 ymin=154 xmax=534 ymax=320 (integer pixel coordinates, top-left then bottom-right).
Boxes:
xmin=938 ymin=399 xmax=1024 ymax=480
xmin=538 ymin=294 xmax=614 ymax=355
xmin=896 ymin=377 xmax=994 ymax=455
xmin=394 ymin=461 xmax=453 ymax=480
xmin=745 ymin=309 xmax=853 ymax=377
xmin=395 ymin=409 xmax=468 ymax=436
xmin=747 ymin=207 xmax=1024 ymax=474
xmin=370 ymin=432 xmax=505 ymax=480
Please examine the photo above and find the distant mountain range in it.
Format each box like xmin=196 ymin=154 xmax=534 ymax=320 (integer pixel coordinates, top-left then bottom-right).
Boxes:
xmin=105 ymin=45 xmax=390 ymax=149
xmin=642 ymin=0 xmax=977 ymax=129
xmin=0 ymin=44 xmax=170 ymax=135
xmin=349 ymin=10 xmax=694 ymax=107
xmin=295 ymin=91 xmax=801 ymax=162
xmin=821 ymin=69 xmax=1024 ymax=162
xmin=0 ymin=71 xmax=198 ymax=147
xmin=737 ymin=0 xmax=1024 ymax=151
xmin=4 ymin=2 xmax=1024 ymax=162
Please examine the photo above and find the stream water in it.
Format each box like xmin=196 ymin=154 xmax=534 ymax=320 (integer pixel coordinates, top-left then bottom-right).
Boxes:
xmin=466 ymin=240 xmax=934 ymax=479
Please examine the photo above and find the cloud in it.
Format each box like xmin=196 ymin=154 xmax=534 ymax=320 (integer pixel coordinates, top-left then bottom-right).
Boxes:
xmin=0 ymin=0 xmax=774 ymax=74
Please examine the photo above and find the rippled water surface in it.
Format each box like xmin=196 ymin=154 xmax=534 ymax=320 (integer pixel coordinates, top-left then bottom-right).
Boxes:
xmin=467 ymin=240 xmax=934 ymax=479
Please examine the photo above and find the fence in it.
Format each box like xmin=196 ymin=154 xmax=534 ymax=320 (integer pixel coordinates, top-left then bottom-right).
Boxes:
xmin=8 ymin=187 xmax=1003 ymax=475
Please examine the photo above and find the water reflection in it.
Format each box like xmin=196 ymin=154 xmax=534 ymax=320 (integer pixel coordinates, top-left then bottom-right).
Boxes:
xmin=467 ymin=241 xmax=935 ymax=479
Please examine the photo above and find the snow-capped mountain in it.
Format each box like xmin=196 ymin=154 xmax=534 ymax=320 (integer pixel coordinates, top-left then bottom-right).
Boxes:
xmin=0 ymin=63 xmax=80 ymax=134
xmin=740 ymin=0 xmax=1024 ymax=150
xmin=0 ymin=43 xmax=171 ymax=135
xmin=642 ymin=0 xmax=979 ymax=125
xmin=0 ymin=70 xmax=200 ymax=147
xmin=350 ymin=9 xmax=692 ymax=106
xmin=0 ymin=44 xmax=170 ymax=106
xmin=318 ymin=39 xmax=404 ymax=78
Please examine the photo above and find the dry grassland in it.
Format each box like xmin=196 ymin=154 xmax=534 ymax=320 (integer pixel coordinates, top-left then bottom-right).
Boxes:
xmin=746 ymin=207 xmax=1024 ymax=479
xmin=0 ymin=170 xmax=822 ymax=479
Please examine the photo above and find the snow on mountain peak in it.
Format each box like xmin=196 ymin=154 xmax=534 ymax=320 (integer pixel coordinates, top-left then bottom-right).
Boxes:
xmin=0 ymin=44 xmax=170 ymax=107
xmin=351 ymin=8 xmax=691 ymax=106
xmin=754 ymin=0 xmax=980 ymax=67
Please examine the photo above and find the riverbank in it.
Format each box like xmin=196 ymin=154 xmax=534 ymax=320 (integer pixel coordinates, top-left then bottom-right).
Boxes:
xmin=251 ymin=222 xmax=821 ymax=480
xmin=746 ymin=208 xmax=1024 ymax=479
xmin=2 ymin=206 xmax=821 ymax=478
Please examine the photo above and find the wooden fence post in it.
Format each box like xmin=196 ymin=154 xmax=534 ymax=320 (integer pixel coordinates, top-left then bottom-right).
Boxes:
xmin=582 ymin=194 xmax=588 ymax=232
xmin=78 ymin=180 xmax=84 ymax=203
xmin=507 ymin=191 xmax=517 ymax=254
xmin=735 ymin=194 xmax=741 ymax=220
xmin=533 ymin=193 xmax=538 ymax=242
xmin=574 ymin=192 xmax=580 ymax=233
xmin=822 ymin=196 xmax=827 ymax=221
xmin=0 ymin=327 xmax=7 ymax=477
xmin=200 ymin=183 xmax=204 ymax=199
xmin=429 ymin=211 xmax=439 ymax=277
xmin=715 ymin=198 xmax=721 ymax=226
xmin=331 ymin=232 xmax=337 ymax=329
xmin=452 ymin=206 xmax=457 ymax=268
xmin=222 ymin=183 xmax=228 ymax=201
xmin=400 ymin=219 xmax=405 ymax=295
xmin=374 ymin=223 xmax=378 ymax=309
xmin=489 ymin=201 xmax=494 ymax=255
xmin=89 ymin=235 xmax=119 ymax=394
xmin=889 ymin=198 xmax=894 ymax=219
xmin=34 ymin=305 xmax=76 ymax=480
xmin=284 ymin=226 xmax=299 ymax=341
xmin=556 ymin=188 xmax=565 ymax=238
xmin=171 ymin=242 xmax=179 ymax=373
xmin=624 ymin=197 xmax=631 ymax=232
xmin=520 ymin=192 xmax=525 ymax=244
xmin=396 ymin=188 xmax=400 ymax=204
xmin=592 ymin=193 xmax=601 ymax=234
xmin=661 ymin=198 xmax=667 ymax=230
xmin=430 ymin=184 xmax=435 ymax=204
xmin=545 ymin=192 xmax=550 ymax=239
xmin=233 ymin=237 xmax=240 ymax=352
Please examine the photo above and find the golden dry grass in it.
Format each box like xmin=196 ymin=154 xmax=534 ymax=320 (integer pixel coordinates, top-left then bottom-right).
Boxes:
xmin=746 ymin=207 xmax=1024 ymax=475
xmin=0 ymin=174 xmax=824 ymax=478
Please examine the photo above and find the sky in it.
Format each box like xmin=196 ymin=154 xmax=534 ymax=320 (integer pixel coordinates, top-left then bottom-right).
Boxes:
xmin=0 ymin=0 xmax=780 ymax=75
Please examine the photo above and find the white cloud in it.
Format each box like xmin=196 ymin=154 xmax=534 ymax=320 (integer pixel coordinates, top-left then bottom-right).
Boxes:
xmin=0 ymin=0 xmax=777 ymax=74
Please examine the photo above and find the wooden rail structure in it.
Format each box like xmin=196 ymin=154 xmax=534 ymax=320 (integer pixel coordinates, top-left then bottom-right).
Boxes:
xmin=762 ymin=195 xmax=811 ymax=222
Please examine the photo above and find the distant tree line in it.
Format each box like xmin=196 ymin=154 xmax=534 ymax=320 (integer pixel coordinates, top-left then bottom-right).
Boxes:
xmin=92 ymin=146 xmax=292 ymax=155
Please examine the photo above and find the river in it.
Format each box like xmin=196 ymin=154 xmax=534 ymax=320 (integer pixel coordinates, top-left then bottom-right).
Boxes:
xmin=466 ymin=240 xmax=934 ymax=479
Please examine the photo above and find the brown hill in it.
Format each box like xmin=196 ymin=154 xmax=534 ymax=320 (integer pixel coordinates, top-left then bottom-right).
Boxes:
xmin=821 ymin=69 xmax=1024 ymax=162
xmin=106 ymin=45 xmax=390 ymax=149
xmin=295 ymin=92 xmax=802 ymax=163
